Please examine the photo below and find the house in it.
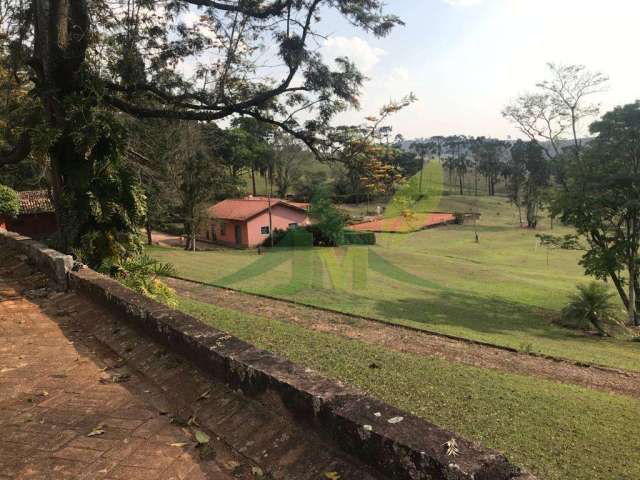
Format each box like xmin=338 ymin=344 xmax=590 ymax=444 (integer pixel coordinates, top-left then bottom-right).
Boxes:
xmin=1 ymin=190 xmax=57 ymax=239
xmin=201 ymin=196 xmax=310 ymax=248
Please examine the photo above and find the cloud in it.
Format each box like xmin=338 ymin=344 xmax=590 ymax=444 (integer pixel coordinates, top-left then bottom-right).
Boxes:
xmin=444 ymin=0 xmax=484 ymax=6
xmin=385 ymin=67 xmax=410 ymax=85
xmin=321 ymin=36 xmax=386 ymax=73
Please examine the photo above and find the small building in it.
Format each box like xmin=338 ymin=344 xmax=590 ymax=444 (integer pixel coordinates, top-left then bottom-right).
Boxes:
xmin=202 ymin=196 xmax=310 ymax=248
xmin=1 ymin=190 xmax=57 ymax=239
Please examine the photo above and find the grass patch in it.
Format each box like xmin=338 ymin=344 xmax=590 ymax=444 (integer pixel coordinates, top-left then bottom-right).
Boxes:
xmin=148 ymin=196 xmax=640 ymax=371
xmin=179 ymin=297 xmax=640 ymax=480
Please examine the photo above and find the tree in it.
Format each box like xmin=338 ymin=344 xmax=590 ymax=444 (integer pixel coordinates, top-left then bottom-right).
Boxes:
xmin=410 ymin=142 xmax=431 ymax=194
xmin=506 ymin=140 xmax=550 ymax=229
xmin=443 ymin=136 xmax=471 ymax=195
xmin=271 ymin=133 xmax=308 ymax=198
xmin=472 ymin=137 xmax=507 ymax=196
xmin=126 ymin=118 xmax=182 ymax=245
xmin=0 ymin=0 xmax=402 ymax=263
xmin=308 ymin=188 xmax=346 ymax=246
xmin=502 ymin=63 xmax=608 ymax=160
xmin=167 ymin=123 xmax=237 ymax=251
xmin=552 ymin=102 xmax=640 ymax=326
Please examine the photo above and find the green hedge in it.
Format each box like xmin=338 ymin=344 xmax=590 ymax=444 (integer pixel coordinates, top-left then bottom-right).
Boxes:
xmin=0 ymin=184 xmax=19 ymax=219
xmin=272 ymin=228 xmax=314 ymax=248
xmin=342 ymin=231 xmax=376 ymax=245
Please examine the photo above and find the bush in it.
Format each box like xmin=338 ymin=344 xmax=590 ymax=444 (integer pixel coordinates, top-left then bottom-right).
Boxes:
xmin=265 ymin=227 xmax=313 ymax=248
xmin=343 ymin=231 xmax=376 ymax=245
xmin=99 ymin=254 xmax=178 ymax=307
xmin=0 ymin=184 xmax=20 ymax=219
xmin=159 ymin=222 xmax=185 ymax=236
xmin=560 ymin=282 xmax=622 ymax=336
xmin=308 ymin=188 xmax=347 ymax=246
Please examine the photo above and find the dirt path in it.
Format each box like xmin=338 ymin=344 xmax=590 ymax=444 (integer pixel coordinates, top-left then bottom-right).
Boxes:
xmin=165 ymin=277 xmax=640 ymax=399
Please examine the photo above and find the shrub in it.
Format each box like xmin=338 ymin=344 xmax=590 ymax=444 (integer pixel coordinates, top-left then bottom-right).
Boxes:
xmin=560 ymin=282 xmax=621 ymax=336
xmin=343 ymin=231 xmax=376 ymax=245
xmin=0 ymin=184 xmax=20 ymax=219
xmin=265 ymin=227 xmax=313 ymax=248
xmin=308 ymin=188 xmax=346 ymax=246
xmin=99 ymin=254 xmax=178 ymax=307
xmin=453 ymin=212 xmax=465 ymax=225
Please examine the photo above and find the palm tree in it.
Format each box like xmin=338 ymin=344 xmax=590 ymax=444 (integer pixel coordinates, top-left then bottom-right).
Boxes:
xmin=561 ymin=282 xmax=620 ymax=336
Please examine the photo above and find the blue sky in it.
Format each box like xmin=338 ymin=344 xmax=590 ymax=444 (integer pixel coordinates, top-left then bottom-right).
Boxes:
xmin=317 ymin=0 xmax=640 ymax=139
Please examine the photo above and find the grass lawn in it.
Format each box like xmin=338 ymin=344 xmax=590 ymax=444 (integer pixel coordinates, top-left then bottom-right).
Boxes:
xmin=179 ymin=297 xmax=640 ymax=480
xmin=149 ymin=194 xmax=640 ymax=371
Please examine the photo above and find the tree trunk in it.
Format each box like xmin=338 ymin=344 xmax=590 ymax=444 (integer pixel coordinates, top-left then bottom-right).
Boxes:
xmin=458 ymin=175 xmax=463 ymax=195
xmin=608 ymin=269 xmax=630 ymax=311
xmin=146 ymin=221 xmax=153 ymax=246
xmin=629 ymin=262 xmax=638 ymax=326
xmin=251 ymin=168 xmax=257 ymax=196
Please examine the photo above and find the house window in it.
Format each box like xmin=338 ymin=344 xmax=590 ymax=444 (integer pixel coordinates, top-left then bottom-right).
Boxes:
xmin=288 ymin=223 xmax=298 ymax=229
xmin=261 ymin=226 xmax=270 ymax=235
xmin=220 ymin=222 xmax=226 ymax=236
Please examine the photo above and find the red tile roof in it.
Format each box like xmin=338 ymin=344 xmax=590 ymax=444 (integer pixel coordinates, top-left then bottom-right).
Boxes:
xmin=18 ymin=190 xmax=54 ymax=215
xmin=348 ymin=213 xmax=455 ymax=233
xmin=208 ymin=197 xmax=307 ymax=221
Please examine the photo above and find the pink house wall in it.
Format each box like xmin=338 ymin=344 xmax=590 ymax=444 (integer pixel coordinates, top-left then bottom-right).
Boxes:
xmin=202 ymin=219 xmax=247 ymax=247
xmin=245 ymin=204 xmax=309 ymax=248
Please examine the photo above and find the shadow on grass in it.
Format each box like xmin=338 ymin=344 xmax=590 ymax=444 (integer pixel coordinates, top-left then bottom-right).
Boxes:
xmin=370 ymin=289 xmax=581 ymax=341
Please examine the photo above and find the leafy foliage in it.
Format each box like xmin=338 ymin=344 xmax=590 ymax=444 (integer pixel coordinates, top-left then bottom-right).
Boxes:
xmin=308 ymin=189 xmax=347 ymax=246
xmin=553 ymin=102 xmax=640 ymax=325
xmin=505 ymin=140 xmax=550 ymax=228
xmin=100 ymin=254 xmax=178 ymax=308
xmin=560 ymin=283 xmax=621 ymax=336
xmin=0 ymin=183 xmax=19 ymax=218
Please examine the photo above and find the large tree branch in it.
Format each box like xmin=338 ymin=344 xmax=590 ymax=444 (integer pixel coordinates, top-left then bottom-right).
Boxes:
xmin=183 ymin=0 xmax=292 ymax=19
xmin=0 ymin=132 xmax=32 ymax=166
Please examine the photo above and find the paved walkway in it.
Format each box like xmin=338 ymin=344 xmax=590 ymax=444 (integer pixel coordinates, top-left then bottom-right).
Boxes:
xmin=0 ymin=253 xmax=379 ymax=480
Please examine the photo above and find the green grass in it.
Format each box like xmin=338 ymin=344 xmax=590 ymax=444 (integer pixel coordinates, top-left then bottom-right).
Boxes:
xmin=149 ymin=194 xmax=640 ymax=371
xmin=179 ymin=297 xmax=640 ymax=480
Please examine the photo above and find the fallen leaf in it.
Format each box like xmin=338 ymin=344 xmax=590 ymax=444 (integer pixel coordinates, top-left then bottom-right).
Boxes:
xmin=197 ymin=389 xmax=211 ymax=401
xmin=324 ymin=472 xmax=341 ymax=480
xmin=170 ymin=442 xmax=188 ymax=448
xmin=251 ymin=466 xmax=264 ymax=477
xmin=194 ymin=430 xmax=210 ymax=445
xmin=387 ymin=416 xmax=404 ymax=424
xmin=363 ymin=425 xmax=372 ymax=432
xmin=224 ymin=460 xmax=241 ymax=470
xmin=40 ymin=390 xmax=49 ymax=397
xmin=444 ymin=438 xmax=459 ymax=457
xmin=187 ymin=415 xmax=199 ymax=427
xmin=88 ymin=424 xmax=105 ymax=437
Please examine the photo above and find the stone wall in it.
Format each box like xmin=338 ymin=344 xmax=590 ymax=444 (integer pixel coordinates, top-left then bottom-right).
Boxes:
xmin=0 ymin=229 xmax=72 ymax=287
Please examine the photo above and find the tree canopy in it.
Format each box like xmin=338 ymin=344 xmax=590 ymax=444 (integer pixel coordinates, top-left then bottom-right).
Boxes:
xmin=0 ymin=0 xmax=404 ymax=263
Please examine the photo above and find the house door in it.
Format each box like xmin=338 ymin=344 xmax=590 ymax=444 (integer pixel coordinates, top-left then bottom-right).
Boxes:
xmin=235 ymin=224 xmax=242 ymax=246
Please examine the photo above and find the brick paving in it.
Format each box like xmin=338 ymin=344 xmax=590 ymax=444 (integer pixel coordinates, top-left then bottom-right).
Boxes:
xmin=0 ymin=252 xmax=380 ymax=480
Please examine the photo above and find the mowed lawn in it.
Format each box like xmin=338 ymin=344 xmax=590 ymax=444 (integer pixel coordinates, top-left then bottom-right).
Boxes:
xmin=148 ymin=195 xmax=640 ymax=371
xmin=180 ymin=298 xmax=640 ymax=480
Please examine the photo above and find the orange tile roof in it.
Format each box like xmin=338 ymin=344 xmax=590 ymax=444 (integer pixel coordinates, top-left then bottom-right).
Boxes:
xmin=208 ymin=198 xmax=307 ymax=221
xmin=348 ymin=213 xmax=455 ymax=233
xmin=18 ymin=190 xmax=54 ymax=215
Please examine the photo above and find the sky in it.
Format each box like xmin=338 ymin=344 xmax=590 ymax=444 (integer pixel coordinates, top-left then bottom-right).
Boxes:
xmin=316 ymin=0 xmax=640 ymax=140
